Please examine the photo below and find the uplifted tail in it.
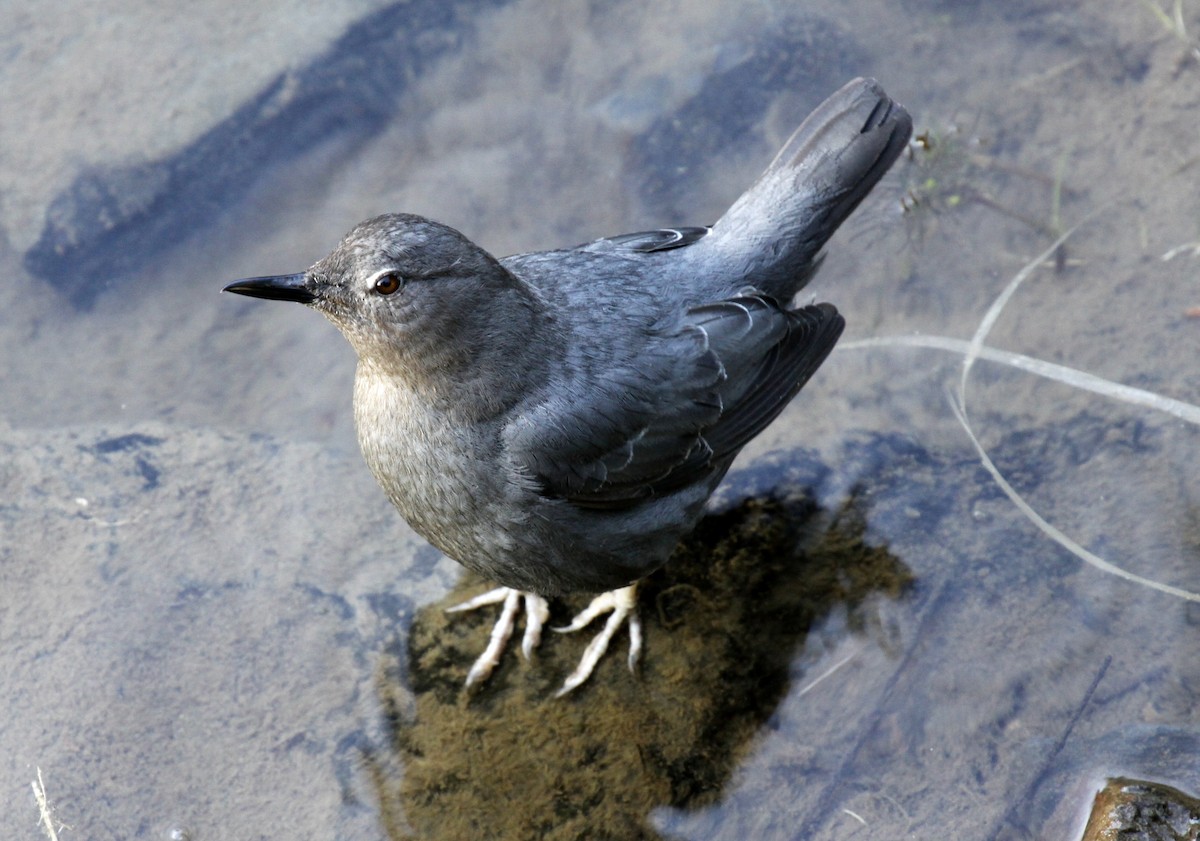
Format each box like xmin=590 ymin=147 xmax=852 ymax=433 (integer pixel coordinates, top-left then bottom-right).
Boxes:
xmin=707 ymin=77 xmax=912 ymax=302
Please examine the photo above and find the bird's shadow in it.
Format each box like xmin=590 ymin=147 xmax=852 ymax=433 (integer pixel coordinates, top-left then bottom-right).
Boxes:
xmin=366 ymin=462 xmax=914 ymax=840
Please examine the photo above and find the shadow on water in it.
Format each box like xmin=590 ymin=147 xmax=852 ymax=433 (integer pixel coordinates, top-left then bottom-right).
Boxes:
xmin=365 ymin=473 xmax=912 ymax=840
xmin=24 ymin=0 xmax=512 ymax=308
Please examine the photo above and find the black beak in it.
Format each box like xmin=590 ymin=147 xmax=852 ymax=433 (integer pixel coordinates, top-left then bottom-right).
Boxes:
xmin=222 ymin=273 xmax=315 ymax=304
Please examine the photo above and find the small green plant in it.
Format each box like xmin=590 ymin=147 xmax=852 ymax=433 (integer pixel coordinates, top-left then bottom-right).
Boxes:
xmin=899 ymin=126 xmax=1072 ymax=265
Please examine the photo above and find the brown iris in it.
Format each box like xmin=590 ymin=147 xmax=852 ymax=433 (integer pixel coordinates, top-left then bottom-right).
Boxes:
xmin=374 ymin=273 xmax=403 ymax=295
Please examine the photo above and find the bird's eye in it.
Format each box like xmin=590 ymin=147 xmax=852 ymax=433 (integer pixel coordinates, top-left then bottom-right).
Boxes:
xmin=374 ymin=273 xmax=403 ymax=295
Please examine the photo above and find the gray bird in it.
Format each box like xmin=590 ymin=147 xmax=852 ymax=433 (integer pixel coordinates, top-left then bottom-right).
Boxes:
xmin=224 ymin=77 xmax=912 ymax=694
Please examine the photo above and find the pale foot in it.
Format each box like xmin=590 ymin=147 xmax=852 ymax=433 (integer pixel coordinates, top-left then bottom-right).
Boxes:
xmin=445 ymin=587 xmax=550 ymax=687
xmin=553 ymin=584 xmax=642 ymax=697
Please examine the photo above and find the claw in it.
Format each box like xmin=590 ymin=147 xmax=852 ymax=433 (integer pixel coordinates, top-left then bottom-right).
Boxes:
xmin=521 ymin=593 xmax=550 ymax=660
xmin=445 ymin=586 xmax=511 ymax=612
xmin=554 ymin=584 xmax=641 ymax=697
xmin=444 ymin=584 xmax=641 ymax=694
xmin=446 ymin=587 xmax=551 ymax=687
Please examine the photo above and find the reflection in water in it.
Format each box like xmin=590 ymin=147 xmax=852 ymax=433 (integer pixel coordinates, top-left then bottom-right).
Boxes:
xmin=369 ymin=477 xmax=912 ymax=840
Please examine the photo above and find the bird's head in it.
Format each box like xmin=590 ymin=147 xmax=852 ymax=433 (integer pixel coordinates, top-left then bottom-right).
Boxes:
xmin=224 ymin=213 xmax=535 ymax=373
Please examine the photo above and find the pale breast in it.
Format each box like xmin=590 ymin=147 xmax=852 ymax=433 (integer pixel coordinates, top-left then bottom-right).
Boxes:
xmin=352 ymin=367 xmax=523 ymax=575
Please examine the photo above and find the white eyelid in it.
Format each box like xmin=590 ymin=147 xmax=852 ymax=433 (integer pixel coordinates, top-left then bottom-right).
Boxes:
xmin=366 ymin=267 xmax=402 ymax=288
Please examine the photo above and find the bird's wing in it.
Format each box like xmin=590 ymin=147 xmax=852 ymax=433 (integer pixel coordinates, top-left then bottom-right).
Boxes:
xmin=504 ymin=295 xmax=843 ymax=510
xmin=580 ymin=226 xmax=712 ymax=254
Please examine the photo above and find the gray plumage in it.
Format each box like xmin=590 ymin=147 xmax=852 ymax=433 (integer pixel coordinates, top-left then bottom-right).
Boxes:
xmin=225 ymin=77 xmax=912 ymax=596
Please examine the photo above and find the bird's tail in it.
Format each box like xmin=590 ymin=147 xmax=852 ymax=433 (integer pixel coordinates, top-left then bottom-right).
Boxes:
xmin=707 ymin=77 xmax=912 ymax=302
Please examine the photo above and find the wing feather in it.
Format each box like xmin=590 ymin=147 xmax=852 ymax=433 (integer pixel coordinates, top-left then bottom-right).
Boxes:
xmin=504 ymin=295 xmax=842 ymax=510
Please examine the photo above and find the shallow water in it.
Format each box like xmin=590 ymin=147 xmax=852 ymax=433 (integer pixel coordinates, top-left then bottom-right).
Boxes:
xmin=3 ymin=1 xmax=1200 ymax=838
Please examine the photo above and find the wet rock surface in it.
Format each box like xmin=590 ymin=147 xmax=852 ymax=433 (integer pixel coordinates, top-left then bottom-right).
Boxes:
xmin=5 ymin=1 xmax=1200 ymax=837
xmin=1081 ymin=778 xmax=1200 ymax=841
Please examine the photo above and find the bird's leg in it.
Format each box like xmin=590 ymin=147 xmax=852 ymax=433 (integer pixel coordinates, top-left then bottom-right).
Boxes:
xmin=552 ymin=583 xmax=642 ymax=697
xmin=445 ymin=587 xmax=550 ymax=687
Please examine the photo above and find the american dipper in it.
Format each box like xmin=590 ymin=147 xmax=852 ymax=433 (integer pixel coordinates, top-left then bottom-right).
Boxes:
xmin=224 ymin=77 xmax=912 ymax=694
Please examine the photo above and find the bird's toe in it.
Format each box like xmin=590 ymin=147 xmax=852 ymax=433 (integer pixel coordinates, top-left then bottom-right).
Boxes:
xmin=554 ymin=584 xmax=641 ymax=697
